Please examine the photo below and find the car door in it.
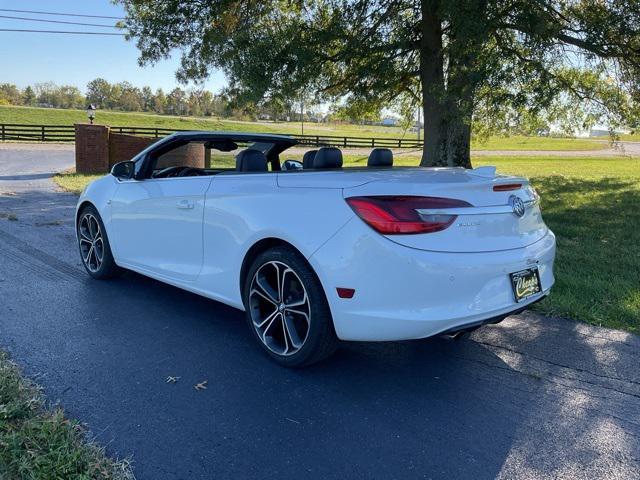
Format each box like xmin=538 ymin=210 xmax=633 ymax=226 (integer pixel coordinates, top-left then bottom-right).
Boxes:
xmin=110 ymin=175 xmax=212 ymax=282
xmin=110 ymin=139 xmax=216 ymax=282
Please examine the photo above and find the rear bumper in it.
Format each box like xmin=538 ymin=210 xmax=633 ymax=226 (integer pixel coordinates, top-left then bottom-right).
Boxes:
xmin=438 ymin=294 xmax=548 ymax=336
xmin=309 ymin=218 xmax=556 ymax=341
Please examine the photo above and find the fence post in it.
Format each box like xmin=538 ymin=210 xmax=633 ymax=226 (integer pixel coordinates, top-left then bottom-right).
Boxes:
xmin=41 ymin=126 xmax=45 ymax=142
xmin=371 ymin=138 xmax=375 ymax=147
xmin=398 ymin=139 xmax=401 ymax=148
xmin=343 ymin=137 xmax=347 ymax=148
xmin=155 ymin=128 xmax=159 ymax=138
xmin=1 ymin=124 xmax=4 ymax=142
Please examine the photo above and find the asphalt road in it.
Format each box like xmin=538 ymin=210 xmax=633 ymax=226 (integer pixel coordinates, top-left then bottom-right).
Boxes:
xmin=1 ymin=144 xmax=639 ymax=480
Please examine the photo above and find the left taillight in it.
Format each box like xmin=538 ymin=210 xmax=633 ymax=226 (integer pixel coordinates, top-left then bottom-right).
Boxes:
xmin=345 ymin=196 xmax=472 ymax=235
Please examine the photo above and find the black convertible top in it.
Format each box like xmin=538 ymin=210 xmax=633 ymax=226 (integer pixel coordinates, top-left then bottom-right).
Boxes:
xmin=168 ymin=130 xmax=297 ymax=145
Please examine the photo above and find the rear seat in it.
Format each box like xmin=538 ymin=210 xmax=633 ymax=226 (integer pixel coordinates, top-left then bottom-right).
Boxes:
xmin=302 ymin=149 xmax=317 ymax=169
xmin=367 ymin=148 xmax=393 ymax=167
xmin=313 ymin=147 xmax=343 ymax=169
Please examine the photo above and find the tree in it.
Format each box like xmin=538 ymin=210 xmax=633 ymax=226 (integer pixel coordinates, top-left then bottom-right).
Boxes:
xmin=22 ymin=86 xmax=36 ymax=106
xmin=0 ymin=84 xmax=22 ymax=105
xmin=120 ymin=0 xmax=640 ymax=167
xmin=331 ymin=98 xmax=383 ymax=124
xmin=199 ymin=90 xmax=215 ymax=116
xmin=57 ymin=85 xmax=85 ymax=109
xmin=86 ymin=78 xmax=114 ymax=109
xmin=117 ymin=81 xmax=143 ymax=111
xmin=141 ymin=86 xmax=154 ymax=111
xmin=187 ymin=89 xmax=204 ymax=116
xmin=33 ymin=82 xmax=61 ymax=108
xmin=166 ymin=87 xmax=187 ymax=115
xmin=210 ymin=93 xmax=229 ymax=117
xmin=153 ymin=88 xmax=166 ymax=114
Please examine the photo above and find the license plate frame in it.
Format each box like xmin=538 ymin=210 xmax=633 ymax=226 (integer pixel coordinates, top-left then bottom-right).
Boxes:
xmin=510 ymin=268 xmax=542 ymax=302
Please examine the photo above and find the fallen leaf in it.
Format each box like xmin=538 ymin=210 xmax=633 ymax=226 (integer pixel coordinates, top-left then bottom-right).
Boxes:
xmin=194 ymin=380 xmax=208 ymax=391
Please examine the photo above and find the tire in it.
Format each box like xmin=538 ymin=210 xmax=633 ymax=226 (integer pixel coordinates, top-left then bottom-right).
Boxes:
xmin=243 ymin=246 xmax=339 ymax=367
xmin=77 ymin=204 xmax=122 ymax=279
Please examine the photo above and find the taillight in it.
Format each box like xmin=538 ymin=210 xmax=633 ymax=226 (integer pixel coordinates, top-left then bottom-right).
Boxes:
xmin=493 ymin=183 xmax=522 ymax=192
xmin=345 ymin=196 xmax=472 ymax=235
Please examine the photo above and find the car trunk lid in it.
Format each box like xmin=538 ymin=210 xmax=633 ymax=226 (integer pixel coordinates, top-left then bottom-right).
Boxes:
xmin=342 ymin=167 xmax=549 ymax=253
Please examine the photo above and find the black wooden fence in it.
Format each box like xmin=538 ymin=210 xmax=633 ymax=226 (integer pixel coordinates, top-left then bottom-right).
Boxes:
xmin=0 ymin=124 xmax=76 ymax=142
xmin=0 ymin=123 xmax=424 ymax=148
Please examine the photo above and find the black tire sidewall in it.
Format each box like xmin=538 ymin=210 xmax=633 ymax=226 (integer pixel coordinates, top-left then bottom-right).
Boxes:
xmin=77 ymin=205 xmax=120 ymax=279
xmin=243 ymin=246 xmax=336 ymax=367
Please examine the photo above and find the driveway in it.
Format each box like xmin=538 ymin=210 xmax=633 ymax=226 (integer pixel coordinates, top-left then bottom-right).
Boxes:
xmin=1 ymin=144 xmax=639 ymax=480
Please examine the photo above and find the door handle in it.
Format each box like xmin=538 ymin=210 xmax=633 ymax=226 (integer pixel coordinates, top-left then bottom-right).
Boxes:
xmin=176 ymin=199 xmax=195 ymax=210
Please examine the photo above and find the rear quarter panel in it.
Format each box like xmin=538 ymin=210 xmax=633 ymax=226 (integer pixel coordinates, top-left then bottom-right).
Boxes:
xmin=197 ymin=173 xmax=354 ymax=309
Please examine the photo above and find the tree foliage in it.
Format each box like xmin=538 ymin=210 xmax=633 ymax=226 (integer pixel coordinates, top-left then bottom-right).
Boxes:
xmin=120 ymin=0 xmax=640 ymax=166
xmin=4 ymin=79 xmax=230 ymax=118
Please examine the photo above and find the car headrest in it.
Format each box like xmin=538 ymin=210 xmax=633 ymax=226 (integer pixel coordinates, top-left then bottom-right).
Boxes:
xmin=313 ymin=147 xmax=343 ymax=169
xmin=302 ymin=150 xmax=318 ymax=169
xmin=368 ymin=148 xmax=393 ymax=167
xmin=236 ymin=149 xmax=268 ymax=172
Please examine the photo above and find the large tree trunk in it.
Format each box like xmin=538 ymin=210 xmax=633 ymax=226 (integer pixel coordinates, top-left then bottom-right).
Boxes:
xmin=419 ymin=0 xmax=486 ymax=169
xmin=419 ymin=0 xmax=451 ymax=167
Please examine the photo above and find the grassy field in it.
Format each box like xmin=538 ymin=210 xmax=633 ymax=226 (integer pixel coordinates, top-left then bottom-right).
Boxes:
xmin=0 ymin=105 xmax=608 ymax=151
xmin=0 ymin=350 xmax=133 ymax=479
xmin=620 ymin=132 xmax=640 ymax=141
xmin=55 ymin=155 xmax=640 ymax=333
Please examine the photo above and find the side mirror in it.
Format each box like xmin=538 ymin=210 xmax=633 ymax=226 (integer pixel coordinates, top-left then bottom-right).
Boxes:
xmin=111 ymin=161 xmax=135 ymax=180
xmin=282 ymin=160 xmax=303 ymax=171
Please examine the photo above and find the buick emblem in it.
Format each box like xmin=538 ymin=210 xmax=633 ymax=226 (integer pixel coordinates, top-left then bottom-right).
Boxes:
xmin=509 ymin=195 xmax=526 ymax=218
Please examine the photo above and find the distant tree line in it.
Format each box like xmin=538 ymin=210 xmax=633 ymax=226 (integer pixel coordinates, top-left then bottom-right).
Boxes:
xmin=0 ymin=82 xmax=85 ymax=110
xmin=0 ymin=79 xmax=231 ymax=118
xmin=0 ymin=79 xmax=389 ymax=125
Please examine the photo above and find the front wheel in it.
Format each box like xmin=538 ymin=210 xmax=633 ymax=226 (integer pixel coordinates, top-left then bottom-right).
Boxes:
xmin=77 ymin=205 xmax=122 ymax=279
xmin=243 ymin=246 xmax=338 ymax=367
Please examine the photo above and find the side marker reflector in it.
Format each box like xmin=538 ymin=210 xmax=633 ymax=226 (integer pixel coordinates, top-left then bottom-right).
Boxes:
xmin=336 ymin=288 xmax=355 ymax=299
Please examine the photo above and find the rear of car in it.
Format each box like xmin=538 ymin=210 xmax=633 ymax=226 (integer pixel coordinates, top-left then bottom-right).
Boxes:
xmin=302 ymin=167 xmax=556 ymax=341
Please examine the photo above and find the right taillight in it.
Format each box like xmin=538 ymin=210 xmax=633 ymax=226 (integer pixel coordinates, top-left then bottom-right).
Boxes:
xmin=345 ymin=196 xmax=472 ymax=235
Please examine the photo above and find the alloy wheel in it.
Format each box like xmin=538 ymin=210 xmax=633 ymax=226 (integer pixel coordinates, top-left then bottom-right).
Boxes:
xmin=248 ymin=261 xmax=311 ymax=356
xmin=78 ymin=213 xmax=104 ymax=273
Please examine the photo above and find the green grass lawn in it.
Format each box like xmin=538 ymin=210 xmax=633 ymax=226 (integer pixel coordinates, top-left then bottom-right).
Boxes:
xmin=0 ymin=105 xmax=608 ymax=150
xmin=619 ymin=132 xmax=640 ymax=141
xmin=55 ymin=155 xmax=640 ymax=333
xmin=0 ymin=351 xmax=133 ymax=479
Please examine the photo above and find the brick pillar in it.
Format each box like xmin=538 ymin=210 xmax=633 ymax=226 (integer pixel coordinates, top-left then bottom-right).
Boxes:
xmin=75 ymin=124 xmax=110 ymax=174
xmin=108 ymin=133 xmax=156 ymax=168
xmin=155 ymin=142 xmax=205 ymax=169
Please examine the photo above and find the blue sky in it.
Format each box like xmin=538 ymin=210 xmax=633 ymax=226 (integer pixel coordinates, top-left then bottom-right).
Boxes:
xmin=0 ymin=0 xmax=227 ymax=93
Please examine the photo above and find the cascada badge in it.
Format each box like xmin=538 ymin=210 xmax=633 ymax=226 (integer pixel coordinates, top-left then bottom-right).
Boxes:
xmin=509 ymin=195 xmax=526 ymax=218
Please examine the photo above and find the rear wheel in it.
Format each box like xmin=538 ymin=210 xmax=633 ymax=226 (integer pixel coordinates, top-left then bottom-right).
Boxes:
xmin=77 ymin=205 xmax=122 ymax=279
xmin=243 ymin=246 xmax=338 ymax=367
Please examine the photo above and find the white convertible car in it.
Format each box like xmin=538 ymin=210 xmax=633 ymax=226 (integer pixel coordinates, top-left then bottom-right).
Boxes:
xmin=76 ymin=132 xmax=555 ymax=366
